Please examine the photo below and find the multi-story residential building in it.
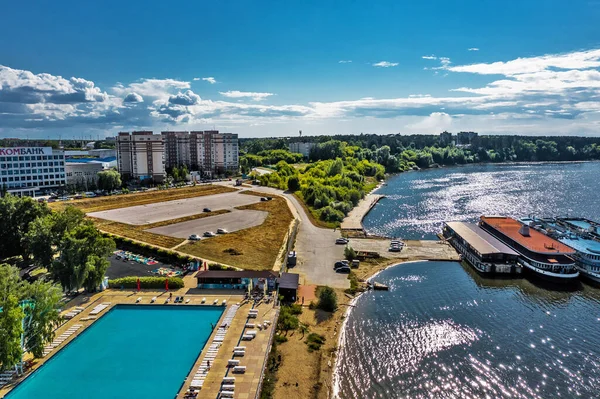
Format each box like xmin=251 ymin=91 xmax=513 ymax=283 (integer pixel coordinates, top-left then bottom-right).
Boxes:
xmin=191 ymin=130 xmax=238 ymax=176
xmin=161 ymin=131 xmax=191 ymax=169
xmin=116 ymin=132 xmax=165 ymax=182
xmin=289 ymin=142 xmax=315 ymax=158
xmin=457 ymin=131 xmax=478 ymax=145
xmin=0 ymin=147 xmax=66 ymax=196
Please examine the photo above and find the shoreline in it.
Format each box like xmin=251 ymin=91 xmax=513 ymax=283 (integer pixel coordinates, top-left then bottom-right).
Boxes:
xmin=330 ymin=260 xmax=425 ymax=398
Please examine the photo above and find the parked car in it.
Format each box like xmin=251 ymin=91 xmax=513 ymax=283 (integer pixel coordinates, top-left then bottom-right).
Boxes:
xmin=334 ymin=260 xmax=349 ymax=269
xmin=390 ymin=240 xmax=405 ymax=247
xmin=203 ymin=208 xmax=211 ymax=212
xmin=203 ymin=231 xmax=216 ymax=237
xmin=335 ymin=238 xmax=349 ymax=245
xmin=216 ymin=228 xmax=229 ymax=234
xmin=260 ymin=197 xmax=267 ymax=201
xmin=351 ymin=259 xmax=360 ymax=268
xmin=336 ymin=266 xmax=351 ymax=273
xmin=189 ymin=234 xmax=201 ymax=241
xmin=389 ymin=245 xmax=402 ymax=252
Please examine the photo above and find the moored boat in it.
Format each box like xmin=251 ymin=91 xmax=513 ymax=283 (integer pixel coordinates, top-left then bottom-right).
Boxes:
xmin=443 ymin=221 xmax=521 ymax=275
xmin=521 ymin=217 xmax=600 ymax=284
xmin=479 ymin=216 xmax=578 ymax=283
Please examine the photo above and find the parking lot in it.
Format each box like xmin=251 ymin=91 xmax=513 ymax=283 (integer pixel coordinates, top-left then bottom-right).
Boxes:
xmin=146 ymin=209 xmax=268 ymax=239
xmin=87 ymin=191 xmax=261 ymax=225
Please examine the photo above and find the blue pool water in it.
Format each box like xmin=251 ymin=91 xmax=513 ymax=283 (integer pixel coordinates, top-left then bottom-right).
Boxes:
xmin=5 ymin=305 xmax=223 ymax=399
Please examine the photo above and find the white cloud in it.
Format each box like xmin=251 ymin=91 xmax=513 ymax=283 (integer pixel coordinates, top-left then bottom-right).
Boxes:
xmin=123 ymin=92 xmax=143 ymax=103
xmin=219 ymin=90 xmax=274 ymax=101
xmin=372 ymin=61 xmax=399 ymax=68
xmin=339 ymin=60 xmax=352 ymax=64
xmin=422 ymin=55 xmax=437 ymax=60
xmin=468 ymin=48 xmax=480 ymax=51
xmin=439 ymin=57 xmax=451 ymax=67
xmin=113 ymin=78 xmax=190 ymax=99
xmin=407 ymin=112 xmax=453 ymax=132
xmin=448 ymin=49 xmax=600 ymax=76
xmin=201 ymin=77 xmax=217 ymax=84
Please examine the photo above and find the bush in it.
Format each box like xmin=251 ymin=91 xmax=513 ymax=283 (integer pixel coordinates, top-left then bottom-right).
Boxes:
xmin=344 ymin=245 xmax=356 ymax=261
xmin=287 ymin=303 xmax=303 ymax=315
xmin=274 ymin=334 xmax=288 ymax=344
xmin=345 ymin=272 xmax=360 ymax=295
xmin=317 ymin=286 xmax=338 ymax=312
xmin=108 ymin=276 xmax=184 ymax=289
xmin=277 ymin=306 xmax=299 ymax=332
xmin=305 ymin=333 xmax=326 ymax=352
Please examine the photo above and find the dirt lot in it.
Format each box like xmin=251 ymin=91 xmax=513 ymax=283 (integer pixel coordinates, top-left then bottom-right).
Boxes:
xmin=147 ymin=209 xmax=268 ymax=238
xmin=348 ymin=238 xmax=460 ymax=261
xmin=88 ymin=191 xmax=260 ymax=225
xmin=49 ymin=184 xmax=236 ymax=213
xmin=178 ymin=192 xmax=294 ymax=270
xmin=272 ymin=287 xmax=351 ymax=399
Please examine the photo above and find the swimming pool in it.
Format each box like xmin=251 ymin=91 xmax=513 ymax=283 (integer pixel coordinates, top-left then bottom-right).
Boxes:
xmin=4 ymin=305 xmax=223 ymax=399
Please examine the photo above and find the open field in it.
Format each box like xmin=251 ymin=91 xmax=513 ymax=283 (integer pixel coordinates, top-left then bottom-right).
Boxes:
xmin=49 ymin=184 xmax=236 ymax=213
xmin=90 ymin=209 xmax=230 ymax=249
xmin=88 ymin=190 xmax=259 ymax=225
xmin=348 ymin=238 xmax=460 ymax=261
xmin=148 ymin=209 xmax=268 ymax=238
xmin=178 ymin=192 xmax=294 ymax=270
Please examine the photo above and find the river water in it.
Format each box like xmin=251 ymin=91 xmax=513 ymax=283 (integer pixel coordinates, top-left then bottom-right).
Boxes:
xmin=362 ymin=162 xmax=600 ymax=240
xmin=336 ymin=162 xmax=600 ymax=399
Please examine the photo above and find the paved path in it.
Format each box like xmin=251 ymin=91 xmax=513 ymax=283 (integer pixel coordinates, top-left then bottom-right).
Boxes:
xmin=217 ymin=183 xmax=349 ymax=289
xmin=340 ymin=193 xmax=384 ymax=230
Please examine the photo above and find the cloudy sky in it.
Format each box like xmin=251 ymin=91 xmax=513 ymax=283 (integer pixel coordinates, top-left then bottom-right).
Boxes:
xmin=1 ymin=0 xmax=600 ymax=139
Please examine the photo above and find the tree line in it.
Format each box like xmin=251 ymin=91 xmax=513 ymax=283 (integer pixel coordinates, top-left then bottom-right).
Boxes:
xmin=0 ymin=195 xmax=115 ymax=372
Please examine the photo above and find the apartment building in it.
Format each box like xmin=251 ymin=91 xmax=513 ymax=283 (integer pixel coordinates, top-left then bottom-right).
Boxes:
xmin=289 ymin=142 xmax=315 ymax=158
xmin=161 ymin=131 xmax=191 ymax=169
xmin=0 ymin=147 xmax=66 ymax=196
xmin=191 ymin=130 xmax=239 ymax=176
xmin=116 ymin=132 xmax=165 ymax=182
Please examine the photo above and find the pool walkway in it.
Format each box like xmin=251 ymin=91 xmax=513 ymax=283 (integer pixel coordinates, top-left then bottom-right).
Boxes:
xmin=340 ymin=193 xmax=384 ymax=231
xmin=0 ymin=287 xmax=277 ymax=399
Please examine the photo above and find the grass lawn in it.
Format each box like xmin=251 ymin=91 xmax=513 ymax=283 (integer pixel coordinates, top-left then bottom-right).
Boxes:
xmin=49 ymin=184 xmax=236 ymax=213
xmin=90 ymin=209 xmax=231 ymax=249
xmin=178 ymin=191 xmax=294 ymax=270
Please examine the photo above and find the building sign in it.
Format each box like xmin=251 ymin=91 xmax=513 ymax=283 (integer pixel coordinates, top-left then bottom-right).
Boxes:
xmin=0 ymin=147 xmax=53 ymax=156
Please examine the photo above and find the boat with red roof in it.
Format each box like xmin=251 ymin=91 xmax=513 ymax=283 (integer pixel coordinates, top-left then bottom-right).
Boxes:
xmin=479 ymin=216 xmax=579 ymax=283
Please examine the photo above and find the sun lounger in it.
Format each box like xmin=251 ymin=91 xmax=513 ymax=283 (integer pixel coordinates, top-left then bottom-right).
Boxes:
xmin=223 ymin=377 xmax=235 ymax=383
xmin=201 ymin=297 xmax=206 ymax=303
xmin=233 ymin=366 xmax=246 ymax=373
xmin=186 ymin=298 xmax=190 ymax=303
xmin=233 ymin=346 xmax=246 ymax=351
xmin=227 ymin=359 xmax=240 ymax=366
xmin=151 ymin=297 xmax=156 ymax=303
xmin=245 ymin=323 xmax=255 ymax=328
xmin=213 ymin=299 xmax=218 ymax=305
xmin=221 ymin=384 xmax=235 ymax=390
xmin=233 ymin=350 xmax=245 ymax=357
xmin=136 ymin=297 xmax=142 ymax=303
xmin=242 ymin=334 xmax=254 ymax=340
xmin=222 ymin=300 xmax=227 ymax=305
xmin=220 ymin=391 xmax=234 ymax=398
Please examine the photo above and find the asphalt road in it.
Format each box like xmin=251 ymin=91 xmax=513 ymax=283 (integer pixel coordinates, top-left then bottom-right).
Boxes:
xmin=88 ymin=191 xmax=261 ymax=225
xmin=146 ymin=210 xmax=268 ymax=239
xmin=219 ymin=183 xmax=349 ymax=289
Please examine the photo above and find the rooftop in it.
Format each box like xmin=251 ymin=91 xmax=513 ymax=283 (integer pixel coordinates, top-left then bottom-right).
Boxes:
xmin=445 ymin=222 xmax=518 ymax=256
xmin=278 ymin=272 xmax=300 ymax=290
xmin=480 ymin=216 xmax=575 ymax=255
xmin=195 ymin=270 xmax=278 ymax=279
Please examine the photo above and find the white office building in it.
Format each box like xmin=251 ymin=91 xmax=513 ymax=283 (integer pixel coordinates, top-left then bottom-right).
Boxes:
xmin=116 ymin=131 xmax=165 ymax=182
xmin=0 ymin=147 xmax=66 ymax=196
xmin=65 ymin=162 xmax=104 ymax=189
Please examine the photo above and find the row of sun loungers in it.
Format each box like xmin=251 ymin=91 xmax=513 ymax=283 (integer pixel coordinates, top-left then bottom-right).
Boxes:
xmin=42 ymin=324 xmax=82 ymax=357
xmin=188 ymin=304 xmax=240 ymax=392
xmin=0 ymin=370 xmax=16 ymax=388
xmin=63 ymin=306 xmax=85 ymax=319
xmin=89 ymin=303 xmax=110 ymax=315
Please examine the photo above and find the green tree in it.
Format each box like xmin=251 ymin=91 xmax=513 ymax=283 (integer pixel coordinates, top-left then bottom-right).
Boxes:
xmin=344 ymin=245 xmax=356 ymax=261
xmin=97 ymin=169 xmax=122 ymax=193
xmin=0 ymin=264 xmax=25 ymax=371
xmin=22 ymin=280 xmax=62 ymax=358
xmin=0 ymin=195 xmax=49 ymax=261
xmin=287 ymin=176 xmax=300 ymax=192
xmin=317 ymin=286 xmax=338 ymax=312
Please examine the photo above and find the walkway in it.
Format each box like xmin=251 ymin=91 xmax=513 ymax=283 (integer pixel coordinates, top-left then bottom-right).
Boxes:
xmin=340 ymin=193 xmax=383 ymax=230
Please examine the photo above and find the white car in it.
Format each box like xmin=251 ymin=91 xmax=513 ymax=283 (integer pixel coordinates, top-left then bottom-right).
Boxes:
xmin=188 ymin=234 xmax=201 ymax=241
xmin=203 ymin=231 xmax=216 ymax=237
xmin=216 ymin=228 xmax=229 ymax=234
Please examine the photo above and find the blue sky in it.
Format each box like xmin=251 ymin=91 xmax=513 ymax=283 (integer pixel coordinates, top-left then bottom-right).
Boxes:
xmin=1 ymin=0 xmax=600 ymax=138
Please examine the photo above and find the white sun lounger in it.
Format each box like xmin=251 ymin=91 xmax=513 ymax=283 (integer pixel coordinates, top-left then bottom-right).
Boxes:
xmin=213 ymin=299 xmax=218 ymax=304
xmin=151 ymin=297 xmax=156 ymax=303
xmin=136 ymin=297 xmax=142 ymax=303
